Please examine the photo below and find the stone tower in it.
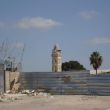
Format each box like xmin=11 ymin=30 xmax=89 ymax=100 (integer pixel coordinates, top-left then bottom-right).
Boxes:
xmin=52 ymin=45 xmax=62 ymax=72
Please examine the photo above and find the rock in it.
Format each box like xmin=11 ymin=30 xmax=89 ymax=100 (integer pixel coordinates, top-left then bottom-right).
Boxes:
xmin=6 ymin=90 xmax=11 ymax=94
xmin=21 ymin=90 xmax=30 ymax=94
xmin=50 ymin=96 xmax=54 ymax=98
xmin=31 ymin=90 xmax=35 ymax=93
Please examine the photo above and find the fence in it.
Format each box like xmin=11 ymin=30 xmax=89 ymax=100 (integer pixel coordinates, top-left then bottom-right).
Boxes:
xmin=20 ymin=71 xmax=110 ymax=95
xmin=88 ymin=74 xmax=110 ymax=95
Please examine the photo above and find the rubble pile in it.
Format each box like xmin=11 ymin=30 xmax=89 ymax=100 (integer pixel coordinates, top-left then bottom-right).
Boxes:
xmin=0 ymin=89 xmax=54 ymax=103
xmin=21 ymin=89 xmax=52 ymax=97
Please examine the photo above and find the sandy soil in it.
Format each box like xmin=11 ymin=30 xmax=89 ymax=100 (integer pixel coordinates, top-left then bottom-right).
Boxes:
xmin=0 ymin=95 xmax=110 ymax=110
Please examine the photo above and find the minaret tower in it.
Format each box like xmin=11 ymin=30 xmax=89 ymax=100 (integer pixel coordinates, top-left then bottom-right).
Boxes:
xmin=52 ymin=45 xmax=62 ymax=72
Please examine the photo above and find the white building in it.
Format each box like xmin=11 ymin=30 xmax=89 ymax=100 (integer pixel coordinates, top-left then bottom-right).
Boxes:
xmin=90 ymin=69 xmax=110 ymax=74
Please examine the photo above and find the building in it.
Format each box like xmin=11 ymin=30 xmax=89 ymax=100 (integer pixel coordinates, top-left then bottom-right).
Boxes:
xmin=52 ymin=45 xmax=62 ymax=72
xmin=90 ymin=69 xmax=110 ymax=74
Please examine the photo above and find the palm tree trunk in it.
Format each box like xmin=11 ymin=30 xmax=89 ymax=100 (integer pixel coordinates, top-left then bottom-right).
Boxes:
xmin=96 ymin=69 xmax=97 ymax=75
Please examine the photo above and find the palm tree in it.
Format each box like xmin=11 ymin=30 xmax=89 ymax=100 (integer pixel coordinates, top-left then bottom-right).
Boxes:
xmin=90 ymin=51 xmax=103 ymax=75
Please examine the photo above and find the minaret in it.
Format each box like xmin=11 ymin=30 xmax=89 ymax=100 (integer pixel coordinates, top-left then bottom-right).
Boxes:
xmin=52 ymin=45 xmax=62 ymax=72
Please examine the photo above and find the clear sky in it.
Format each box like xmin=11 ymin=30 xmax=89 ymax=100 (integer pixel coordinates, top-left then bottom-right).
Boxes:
xmin=0 ymin=0 xmax=110 ymax=72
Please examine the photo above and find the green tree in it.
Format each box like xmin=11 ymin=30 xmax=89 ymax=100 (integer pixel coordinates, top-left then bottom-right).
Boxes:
xmin=62 ymin=60 xmax=86 ymax=71
xmin=90 ymin=51 xmax=103 ymax=75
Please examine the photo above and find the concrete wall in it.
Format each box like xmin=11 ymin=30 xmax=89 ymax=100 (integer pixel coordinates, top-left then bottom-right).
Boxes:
xmin=0 ymin=64 xmax=5 ymax=92
xmin=5 ymin=71 xmax=10 ymax=92
xmin=5 ymin=71 xmax=20 ymax=93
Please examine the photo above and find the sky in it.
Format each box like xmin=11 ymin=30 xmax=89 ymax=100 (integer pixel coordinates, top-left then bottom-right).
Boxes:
xmin=0 ymin=0 xmax=110 ymax=72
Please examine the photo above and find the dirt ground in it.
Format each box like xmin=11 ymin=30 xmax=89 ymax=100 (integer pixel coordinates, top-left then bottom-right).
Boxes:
xmin=0 ymin=95 xmax=110 ymax=110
